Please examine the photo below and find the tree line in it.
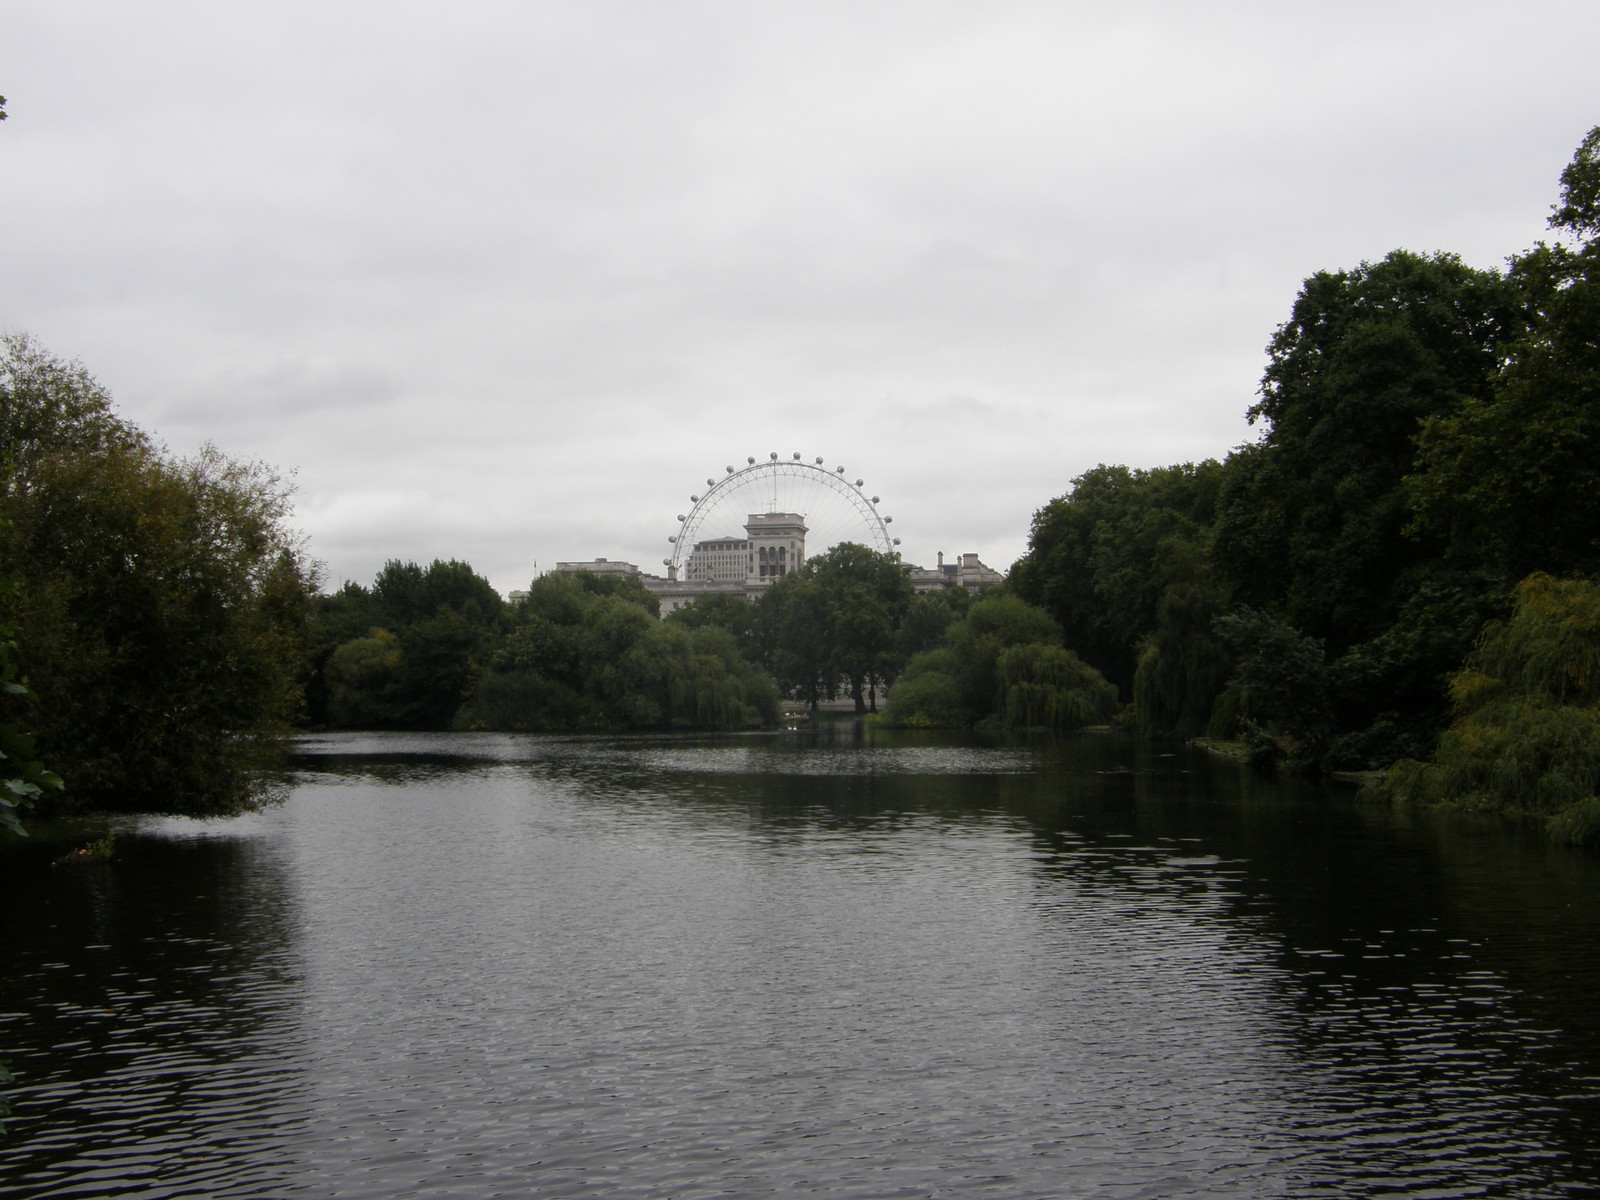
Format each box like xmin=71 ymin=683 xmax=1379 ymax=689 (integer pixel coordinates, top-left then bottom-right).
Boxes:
xmin=1008 ymin=125 xmax=1600 ymax=841
xmin=304 ymin=538 xmax=1114 ymax=737
xmin=3 ymin=125 xmax=1596 ymax=843
xmin=308 ymin=561 xmax=780 ymax=733
xmin=0 ymin=314 xmax=1100 ymax=832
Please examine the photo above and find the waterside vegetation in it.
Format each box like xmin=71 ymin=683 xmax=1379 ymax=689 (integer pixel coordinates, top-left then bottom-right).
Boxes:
xmin=0 ymin=334 xmax=316 ymax=822
xmin=1010 ymin=125 xmax=1600 ymax=843
xmin=2 ymin=126 xmax=1598 ymax=847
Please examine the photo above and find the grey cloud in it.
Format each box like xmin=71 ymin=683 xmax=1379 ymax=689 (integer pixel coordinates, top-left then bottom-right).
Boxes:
xmin=2 ymin=2 xmax=1595 ymax=595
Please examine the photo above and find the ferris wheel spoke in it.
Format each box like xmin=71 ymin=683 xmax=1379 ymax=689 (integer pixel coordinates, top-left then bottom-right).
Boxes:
xmin=667 ymin=455 xmax=894 ymax=578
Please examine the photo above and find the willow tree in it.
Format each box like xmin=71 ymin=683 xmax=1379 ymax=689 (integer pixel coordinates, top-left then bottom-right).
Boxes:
xmin=1132 ymin=582 xmax=1233 ymax=738
xmin=1377 ymin=573 xmax=1600 ymax=844
xmin=997 ymin=642 xmax=1119 ymax=732
xmin=450 ymin=573 xmax=776 ymax=731
xmin=880 ymin=593 xmax=1117 ymax=731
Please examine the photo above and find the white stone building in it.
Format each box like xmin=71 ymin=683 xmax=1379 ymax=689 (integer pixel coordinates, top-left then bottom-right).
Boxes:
xmin=905 ymin=551 xmax=1006 ymax=594
xmin=682 ymin=512 xmax=809 ymax=586
xmin=538 ymin=522 xmax=1004 ymax=616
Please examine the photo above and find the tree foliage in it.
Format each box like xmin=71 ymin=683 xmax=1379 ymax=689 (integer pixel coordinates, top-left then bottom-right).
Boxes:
xmin=1408 ymin=128 xmax=1600 ymax=579
xmin=1009 ymin=126 xmax=1600 ymax=785
xmin=753 ymin=543 xmax=915 ymax=712
xmin=997 ymin=643 xmax=1119 ymax=732
xmin=667 ymin=591 xmax=760 ymax=654
xmin=0 ymin=336 xmax=317 ymax=817
xmin=879 ymin=593 xmax=1116 ymax=731
xmin=306 ymin=557 xmax=505 ymax=728
xmin=756 ymin=572 xmax=833 ymax=710
xmin=1376 ymin=574 xmax=1600 ymax=843
xmin=1132 ymin=582 xmax=1233 ymax=739
xmin=0 ymin=621 xmax=63 ymax=837
xmin=1011 ymin=461 xmax=1222 ymax=695
xmin=443 ymin=569 xmax=778 ymax=732
xmin=1214 ymin=607 xmax=1333 ymax=767
xmin=1216 ymin=250 xmax=1521 ymax=649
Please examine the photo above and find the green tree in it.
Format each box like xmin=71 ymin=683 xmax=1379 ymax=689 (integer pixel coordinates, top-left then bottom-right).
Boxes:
xmin=895 ymin=589 xmax=968 ymax=663
xmin=1377 ymin=573 xmax=1600 ymax=844
xmin=877 ymin=651 xmax=967 ymax=727
xmin=946 ymin=593 xmax=1063 ymax=717
xmin=757 ymin=572 xmax=833 ymax=710
xmin=0 ymin=622 xmax=63 ymax=837
xmin=303 ymin=581 xmax=384 ymax=725
xmin=312 ymin=558 xmax=505 ymax=729
xmin=1012 ymin=461 xmax=1223 ymax=695
xmin=0 ymin=338 xmax=316 ymax=816
xmin=1214 ymin=250 xmax=1522 ymax=651
xmin=1409 ymin=126 xmax=1600 ymax=579
xmin=325 ymin=630 xmax=405 ymax=728
xmin=996 ymin=642 xmax=1119 ymax=732
xmin=1323 ymin=567 xmax=1508 ymax=766
xmin=1214 ymin=607 xmax=1333 ymax=768
xmin=372 ymin=558 xmax=505 ymax=630
xmin=880 ymin=593 xmax=1114 ymax=731
xmin=396 ymin=608 xmax=488 ymax=728
xmin=667 ymin=591 xmax=760 ymax=657
xmin=754 ymin=543 xmax=915 ymax=712
xmin=1132 ymin=582 xmax=1233 ymax=738
xmin=807 ymin=543 xmax=915 ymax=711
xmin=516 ymin=570 xmax=591 ymax=629
xmin=454 ymin=569 xmax=774 ymax=732
xmin=453 ymin=669 xmax=597 ymax=732
xmin=575 ymin=595 xmax=657 ymax=711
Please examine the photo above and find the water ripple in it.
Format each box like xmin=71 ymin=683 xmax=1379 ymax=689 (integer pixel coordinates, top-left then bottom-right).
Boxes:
xmin=3 ymin=731 xmax=1598 ymax=1197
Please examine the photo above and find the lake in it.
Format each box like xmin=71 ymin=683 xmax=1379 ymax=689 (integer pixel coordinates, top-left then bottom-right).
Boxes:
xmin=3 ymin=725 xmax=1599 ymax=1198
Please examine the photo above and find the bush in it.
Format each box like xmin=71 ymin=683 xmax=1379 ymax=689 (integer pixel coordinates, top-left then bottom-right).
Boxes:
xmin=454 ymin=669 xmax=602 ymax=732
xmin=1372 ymin=573 xmax=1600 ymax=833
xmin=1549 ymin=797 xmax=1600 ymax=848
xmin=878 ymin=664 xmax=965 ymax=728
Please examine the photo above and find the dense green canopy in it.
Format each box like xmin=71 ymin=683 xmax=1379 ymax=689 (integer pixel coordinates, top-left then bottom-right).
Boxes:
xmin=0 ymin=335 xmax=317 ymax=817
xmin=1010 ymin=125 xmax=1600 ymax=791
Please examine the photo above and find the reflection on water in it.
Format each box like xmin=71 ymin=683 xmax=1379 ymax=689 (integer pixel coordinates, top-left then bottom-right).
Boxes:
xmin=3 ymin=726 xmax=1599 ymax=1197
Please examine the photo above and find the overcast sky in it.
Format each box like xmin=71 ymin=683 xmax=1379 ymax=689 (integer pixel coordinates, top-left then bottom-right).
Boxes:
xmin=3 ymin=2 xmax=1596 ymax=596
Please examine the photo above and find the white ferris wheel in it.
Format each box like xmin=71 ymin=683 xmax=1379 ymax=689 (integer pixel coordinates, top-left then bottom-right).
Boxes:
xmin=666 ymin=453 xmax=899 ymax=578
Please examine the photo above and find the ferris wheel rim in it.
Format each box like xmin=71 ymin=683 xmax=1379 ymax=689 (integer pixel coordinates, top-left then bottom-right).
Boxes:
xmin=667 ymin=455 xmax=894 ymax=576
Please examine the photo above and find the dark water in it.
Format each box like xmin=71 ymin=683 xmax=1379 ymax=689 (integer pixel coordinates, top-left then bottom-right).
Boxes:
xmin=4 ymin=726 xmax=1600 ymax=1198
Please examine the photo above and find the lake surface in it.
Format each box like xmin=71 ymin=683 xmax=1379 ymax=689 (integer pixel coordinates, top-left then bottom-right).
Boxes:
xmin=3 ymin=725 xmax=1600 ymax=1198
